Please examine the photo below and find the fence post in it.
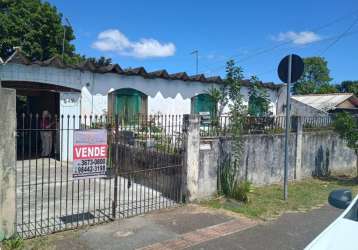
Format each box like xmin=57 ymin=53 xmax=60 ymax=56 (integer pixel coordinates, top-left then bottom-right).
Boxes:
xmin=295 ymin=116 xmax=303 ymax=180
xmin=182 ymin=114 xmax=200 ymax=202
xmin=0 ymin=87 xmax=16 ymax=240
xmin=112 ymin=115 xmax=119 ymax=219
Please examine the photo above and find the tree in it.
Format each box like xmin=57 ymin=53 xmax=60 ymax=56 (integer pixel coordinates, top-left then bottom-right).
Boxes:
xmin=293 ymin=57 xmax=333 ymax=95
xmin=87 ymin=56 xmax=113 ymax=67
xmin=248 ymin=75 xmax=271 ymax=116
xmin=337 ymin=81 xmax=358 ymax=96
xmin=206 ymin=59 xmax=244 ymax=116
xmin=0 ymin=0 xmax=80 ymax=63
xmin=333 ymin=112 xmax=358 ymax=179
xmin=224 ymin=60 xmax=246 ymax=154
xmin=218 ymin=60 xmax=252 ymax=202
xmin=315 ymin=84 xmax=338 ymax=94
xmin=0 ymin=1 xmax=114 ymax=66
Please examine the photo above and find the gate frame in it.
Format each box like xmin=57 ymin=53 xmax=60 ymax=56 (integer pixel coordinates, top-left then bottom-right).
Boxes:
xmin=13 ymin=113 xmax=186 ymax=239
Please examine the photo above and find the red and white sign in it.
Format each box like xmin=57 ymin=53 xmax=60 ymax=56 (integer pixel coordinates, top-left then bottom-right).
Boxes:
xmin=73 ymin=129 xmax=107 ymax=179
xmin=73 ymin=144 xmax=107 ymax=160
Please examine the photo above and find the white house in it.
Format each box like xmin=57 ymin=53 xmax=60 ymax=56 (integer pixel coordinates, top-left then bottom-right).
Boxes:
xmin=0 ymin=49 xmax=285 ymax=160
xmin=0 ymin=50 xmax=285 ymax=119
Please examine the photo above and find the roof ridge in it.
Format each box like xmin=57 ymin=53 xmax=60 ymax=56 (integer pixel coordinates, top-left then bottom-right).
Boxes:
xmin=293 ymin=93 xmax=353 ymax=96
xmin=3 ymin=50 xmax=283 ymax=90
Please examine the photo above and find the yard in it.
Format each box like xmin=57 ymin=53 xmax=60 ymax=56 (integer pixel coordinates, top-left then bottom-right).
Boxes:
xmin=202 ymin=176 xmax=358 ymax=220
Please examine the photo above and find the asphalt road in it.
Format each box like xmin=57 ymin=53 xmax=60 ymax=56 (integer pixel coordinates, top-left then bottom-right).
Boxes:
xmin=190 ymin=205 xmax=342 ymax=250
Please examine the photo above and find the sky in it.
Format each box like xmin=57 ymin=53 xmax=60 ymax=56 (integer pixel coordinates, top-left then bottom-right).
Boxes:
xmin=48 ymin=0 xmax=358 ymax=84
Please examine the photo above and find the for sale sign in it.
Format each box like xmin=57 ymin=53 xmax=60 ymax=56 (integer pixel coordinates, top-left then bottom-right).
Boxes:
xmin=73 ymin=129 xmax=108 ymax=179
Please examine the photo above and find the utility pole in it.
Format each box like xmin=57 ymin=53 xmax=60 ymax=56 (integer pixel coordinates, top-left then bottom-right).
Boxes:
xmin=62 ymin=17 xmax=71 ymax=62
xmin=283 ymin=54 xmax=292 ymax=201
xmin=191 ymin=50 xmax=199 ymax=75
xmin=277 ymin=53 xmax=304 ymax=201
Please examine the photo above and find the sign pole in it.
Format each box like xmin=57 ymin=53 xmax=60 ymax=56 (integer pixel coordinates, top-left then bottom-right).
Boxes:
xmin=283 ymin=54 xmax=292 ymax=200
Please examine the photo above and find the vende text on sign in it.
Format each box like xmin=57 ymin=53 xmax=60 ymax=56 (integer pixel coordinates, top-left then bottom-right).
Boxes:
xmin=73 ymin=129 xmax=108 ymax=179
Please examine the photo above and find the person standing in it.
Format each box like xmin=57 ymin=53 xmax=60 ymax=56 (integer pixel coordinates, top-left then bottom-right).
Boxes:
xmin=40 ymin=110 xmax=53 ymax=157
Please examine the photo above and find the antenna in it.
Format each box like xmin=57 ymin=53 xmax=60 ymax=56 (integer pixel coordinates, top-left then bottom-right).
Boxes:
xmin=190 ymin=50 xmax=199 ymax=74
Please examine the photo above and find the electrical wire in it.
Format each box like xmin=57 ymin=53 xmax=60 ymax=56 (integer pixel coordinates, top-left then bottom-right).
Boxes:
xmin=199 ymin=9 xmax=358 ymax=75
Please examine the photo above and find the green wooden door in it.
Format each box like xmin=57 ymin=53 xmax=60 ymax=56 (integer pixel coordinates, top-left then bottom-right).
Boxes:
xmin=114 ymin=89 xmax=143 ymax=123
xmin=192 ymin=94 xmax=216 ymax=117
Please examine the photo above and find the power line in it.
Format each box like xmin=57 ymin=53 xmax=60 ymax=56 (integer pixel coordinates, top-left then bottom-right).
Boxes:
xmin=320 ymin=14 xmax=358 ymax=54
xmin=254 ymin=29 xmax=358 ymax=79
xmin=200 ymin=9 xmax=358 ymax=75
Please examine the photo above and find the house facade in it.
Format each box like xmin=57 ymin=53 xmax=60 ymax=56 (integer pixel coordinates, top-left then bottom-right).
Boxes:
xmin=0 ymin=50 xmax=285 ymax=160
xmin=0 ymin=50 xmax=285 ymax=121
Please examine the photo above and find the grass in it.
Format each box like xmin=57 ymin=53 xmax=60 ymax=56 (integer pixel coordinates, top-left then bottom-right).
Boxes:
xmin=202 ymin=176 xmax=358 ymax=220
xmin=1 ymin=236 xmax=24 ymax=250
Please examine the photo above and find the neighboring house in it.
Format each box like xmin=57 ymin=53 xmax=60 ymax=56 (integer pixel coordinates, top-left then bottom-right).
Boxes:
xmin=289 ymin=93 xmax=358 ymax=116
xmin=0 ymin=49 xmax=285 ymax=119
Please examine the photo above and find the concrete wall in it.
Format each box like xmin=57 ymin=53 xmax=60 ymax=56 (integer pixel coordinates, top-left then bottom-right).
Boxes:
xmin=301 ymin=131 xmax=356 ymax=177
xmin=196 ymin=129 xmax=356 ymax=197
xmin=198 ymin=139 xmax=220 ymax=198
xmin=233 ymin=133 xmax=297 ymax=185
xmin=0 ymin=87 xmax=16 ymax=239
xmin=182 ymin=115 xmax=200 ymax=201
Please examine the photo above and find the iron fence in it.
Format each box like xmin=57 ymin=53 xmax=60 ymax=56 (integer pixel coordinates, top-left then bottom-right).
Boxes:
xmin=302 ymin=116 xmax=333 ymax=131
xmin=16 ymin=113 xmax=184 ymax=238
xmin=200 ymin=115 xmax=287 ymax=136
xmin=200 ymin=115 xmax=337 ymax=137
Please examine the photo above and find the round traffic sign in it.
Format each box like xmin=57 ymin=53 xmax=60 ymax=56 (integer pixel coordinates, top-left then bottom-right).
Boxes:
xmin=278 ymin=54 xmax=304 ymax=83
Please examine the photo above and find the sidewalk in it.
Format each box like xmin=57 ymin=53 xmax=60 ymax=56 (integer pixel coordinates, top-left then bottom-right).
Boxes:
xmin=25 ymin=205 xmax=257 ymax=250
xmin=24 ymin=204 xmax=340 ymax=250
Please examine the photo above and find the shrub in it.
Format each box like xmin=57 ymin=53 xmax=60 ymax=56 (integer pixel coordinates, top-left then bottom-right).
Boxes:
xmin=219 ymin=159 xmax=252 ymax=203
xmin=2 ymin=235 xmax=24 ymax=250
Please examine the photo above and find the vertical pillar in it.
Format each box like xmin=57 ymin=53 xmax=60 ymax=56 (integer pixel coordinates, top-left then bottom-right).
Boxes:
xmin=182 ymin=114 xmax=200 ymax=202
xmin=0 ymin=87 xmax=16 ymax=240
xmin=295 ymin=116 xmax=303 ymax=180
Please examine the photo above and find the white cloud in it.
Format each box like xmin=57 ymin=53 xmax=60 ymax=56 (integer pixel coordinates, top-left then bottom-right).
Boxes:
xmin=92 ymin=29 xmax=175 ymax=58
xmin=272 ymin=31 xmax=321 ymax=45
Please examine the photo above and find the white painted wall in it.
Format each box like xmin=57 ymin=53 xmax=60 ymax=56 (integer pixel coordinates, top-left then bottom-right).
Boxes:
xmin=59 ymin=92 xmax=81 ymax=161
xmin=222 ymin=85 xmax=281 ymax=116
xmin=1 ymin=63 xmax=284 ymax=117
xmin=148 ymin=92 xmax=191 ymax=115
xmin=81 ymin=87 xmax=108 ymax=116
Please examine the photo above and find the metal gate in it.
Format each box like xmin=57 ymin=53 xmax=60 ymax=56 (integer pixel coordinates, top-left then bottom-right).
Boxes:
xmin=16 ymin=114 xmax=184 ymax=238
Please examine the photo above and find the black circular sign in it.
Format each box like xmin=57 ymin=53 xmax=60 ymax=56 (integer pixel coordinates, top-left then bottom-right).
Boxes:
xmin=278 ymin=54 xmax=304 ymax=83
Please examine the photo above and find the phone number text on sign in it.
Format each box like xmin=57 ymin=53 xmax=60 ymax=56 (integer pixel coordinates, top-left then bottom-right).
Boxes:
xmin=73 ymin=129 xmax=108 ymax=179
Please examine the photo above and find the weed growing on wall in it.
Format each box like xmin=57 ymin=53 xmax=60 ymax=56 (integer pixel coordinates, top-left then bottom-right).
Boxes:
xmin=214 ymin=60 xmax=252 ymax=202
xmin=220 ymin=158 xmax=252 ymax=202
xmin=225 ymin=60 xmax=246 ymax=164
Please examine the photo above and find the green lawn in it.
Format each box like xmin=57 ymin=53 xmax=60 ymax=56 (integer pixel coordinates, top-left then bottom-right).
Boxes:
xmin=202 ymin=177 xmax=358 ymax=220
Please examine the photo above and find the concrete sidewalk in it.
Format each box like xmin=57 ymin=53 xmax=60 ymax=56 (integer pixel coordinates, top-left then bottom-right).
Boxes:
xmin=189 ymin=205 xmax=341 ymax=250
xmin=24 ymin=204 xmax=340 ymax=250
xmin=25 ymin=205 xmax=257 ymax=250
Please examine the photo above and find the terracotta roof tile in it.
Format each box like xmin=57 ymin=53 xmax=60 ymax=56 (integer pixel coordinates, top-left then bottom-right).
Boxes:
xmin=3 ymin=50 xmax=283 ymax=89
